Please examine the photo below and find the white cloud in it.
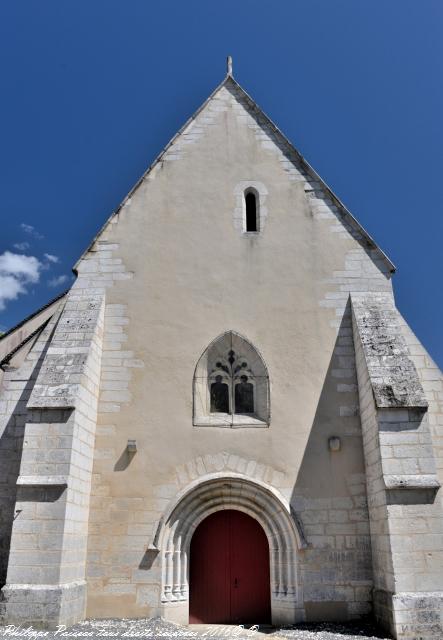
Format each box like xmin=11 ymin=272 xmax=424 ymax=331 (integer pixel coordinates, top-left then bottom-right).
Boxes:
xmin=0 ymin=251 xmax=43 ymax=310
xmin=0 ymin=275 xmax=26 ymax=310
xmin=48 ymin=274 xmax=69 ymax=288
xmin=44 ymin=253 xmax=59 ymax=264
xmin=0 ymin=252 xmax=41 ymax=283
xmin=13 ymin=241 xmax=30 ymax=251
xmin=20 ymin=223 xmax=44 ymax=240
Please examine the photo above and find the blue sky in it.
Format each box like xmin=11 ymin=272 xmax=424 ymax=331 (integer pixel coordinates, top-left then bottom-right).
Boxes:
xmin=0 ymin=1 xmax=442 ymax=367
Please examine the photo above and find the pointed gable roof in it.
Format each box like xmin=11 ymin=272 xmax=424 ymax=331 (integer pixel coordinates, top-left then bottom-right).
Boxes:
xmin=74 ymin=70 xmax=395 ymax=274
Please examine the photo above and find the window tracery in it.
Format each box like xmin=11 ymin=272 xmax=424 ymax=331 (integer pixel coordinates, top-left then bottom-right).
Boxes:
xmin=193 ymin=331 xmax=269 ymax=427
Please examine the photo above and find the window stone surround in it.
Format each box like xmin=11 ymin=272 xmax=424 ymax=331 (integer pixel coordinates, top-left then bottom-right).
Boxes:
xmin=193 ymin=330 xmax=270 ymax=428
xmin=233 ymin=181 xmax=268 ymax=235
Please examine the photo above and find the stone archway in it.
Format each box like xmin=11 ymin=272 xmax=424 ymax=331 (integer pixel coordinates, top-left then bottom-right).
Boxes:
xmin=154 ymin=473 xmax=304 ymax=625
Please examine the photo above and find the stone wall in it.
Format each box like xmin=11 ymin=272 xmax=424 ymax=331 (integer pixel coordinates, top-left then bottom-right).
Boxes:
xmin=81 ymin=77 xmax=390 ymax=623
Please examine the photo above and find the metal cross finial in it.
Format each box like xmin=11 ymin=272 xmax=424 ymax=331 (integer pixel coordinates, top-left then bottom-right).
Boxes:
xmin=227 ymin=55 xmax=233 ymax=76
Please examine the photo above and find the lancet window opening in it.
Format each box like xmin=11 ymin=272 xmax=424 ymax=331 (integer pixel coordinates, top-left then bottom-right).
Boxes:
xmin=244 ymin=189 xmax=259 ymax=232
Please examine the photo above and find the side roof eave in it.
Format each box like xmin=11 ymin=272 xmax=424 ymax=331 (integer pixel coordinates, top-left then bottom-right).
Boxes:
xmin=0 ymin=290 xmax=68 ymax=368
xmin=73 ymin=73 xmax=395 ymax=274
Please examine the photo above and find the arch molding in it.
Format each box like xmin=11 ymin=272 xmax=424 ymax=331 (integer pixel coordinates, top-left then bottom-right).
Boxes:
xmin=156 ymin=474 xmax=304 ymax=624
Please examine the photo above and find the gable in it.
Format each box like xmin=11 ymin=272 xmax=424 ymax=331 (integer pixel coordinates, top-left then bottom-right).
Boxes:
xmin=74 ymin=74 xmax=395 ymax=277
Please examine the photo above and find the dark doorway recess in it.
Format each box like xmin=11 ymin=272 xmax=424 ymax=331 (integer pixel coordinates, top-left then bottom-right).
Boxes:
xmin=189 ymin=509 xmax=271 ymax=624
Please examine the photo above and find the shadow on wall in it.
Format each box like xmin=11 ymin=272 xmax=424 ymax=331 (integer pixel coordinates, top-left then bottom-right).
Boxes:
xmin=138 ymin=548 xmax=158 ymax=571
xmin=290 ymin=301 xmax=374 ymax=621
xmin=0 ymin=326 xmax=70 ymax=586
xmin=114 ymin=446 xmax=137 ymax=472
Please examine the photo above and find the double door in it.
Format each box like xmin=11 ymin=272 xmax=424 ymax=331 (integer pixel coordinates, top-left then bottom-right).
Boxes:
xmin=189 ymin=509 xmax=271 ymax=624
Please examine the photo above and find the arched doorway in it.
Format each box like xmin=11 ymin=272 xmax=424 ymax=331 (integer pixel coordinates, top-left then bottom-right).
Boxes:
xmin=189 ymin=510 xmax=271 ymax=624
xmin=155 ymin=474 xmax=304 ymax=624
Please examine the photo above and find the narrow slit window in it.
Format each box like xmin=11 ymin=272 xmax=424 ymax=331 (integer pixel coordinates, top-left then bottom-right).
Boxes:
xmin=245 ymin=191 xmax=258 ymax=232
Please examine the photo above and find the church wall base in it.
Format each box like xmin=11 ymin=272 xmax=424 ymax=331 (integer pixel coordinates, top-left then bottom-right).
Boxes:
xmin=160 ymin=601 xmax=188 ymax=625
xmin=160 ymin=597 xmax=305 ymax=626
xmin=270 ymin=600 xmax=305 ymax=626
xmin=373 ymin=589 xmax=395 ymax=635
xmin=374 ymin=589 xmax=443 ymax=640
xmin=0 ymin=581 xmax=86 ymax=629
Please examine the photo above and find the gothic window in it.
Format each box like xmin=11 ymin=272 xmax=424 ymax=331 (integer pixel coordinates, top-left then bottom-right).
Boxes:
xmin=245 ymin=190 xmax=258 ymax=232
xmin=193 ymin=331 xmax=270 ymax=427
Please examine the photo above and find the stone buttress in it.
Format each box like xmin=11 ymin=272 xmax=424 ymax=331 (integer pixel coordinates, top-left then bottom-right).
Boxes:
xmin=352 ymin=293 xmax=443 ymax=640
xmin=0 ymin=291 xmax=105 ymax=627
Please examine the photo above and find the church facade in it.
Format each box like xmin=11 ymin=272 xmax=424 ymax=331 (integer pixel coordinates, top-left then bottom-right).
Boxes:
xmin=0 ymin=63 xmax=442 ymax=639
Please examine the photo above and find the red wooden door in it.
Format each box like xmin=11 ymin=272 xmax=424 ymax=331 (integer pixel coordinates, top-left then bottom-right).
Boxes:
xmin=189 ymin=510 xmax=271 ymax=624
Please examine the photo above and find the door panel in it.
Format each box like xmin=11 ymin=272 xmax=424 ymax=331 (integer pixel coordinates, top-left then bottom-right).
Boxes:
xmin=189 ymin=510 xmax=230 ymax=623
xmin=189 ymin=509 xmax=271 ymax=624
xmin=229 ymin=510 xmax=271 ymax=624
